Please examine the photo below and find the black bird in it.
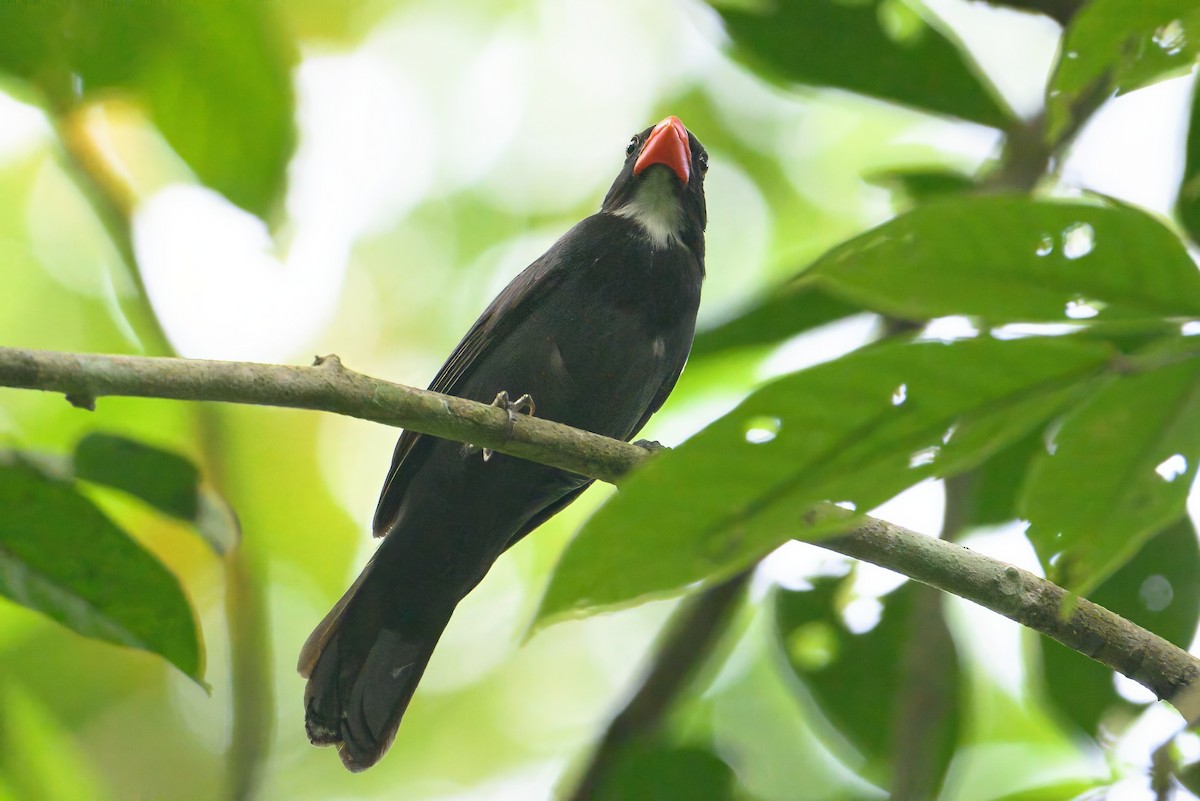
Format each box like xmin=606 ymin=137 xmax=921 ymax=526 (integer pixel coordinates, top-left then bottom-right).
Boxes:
xmin=299 ymin=116 xmax=709 ymax=770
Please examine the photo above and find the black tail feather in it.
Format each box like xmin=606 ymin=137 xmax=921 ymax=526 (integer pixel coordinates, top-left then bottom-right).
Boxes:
xmin=299 ymin=561 xmax=452 ymax=771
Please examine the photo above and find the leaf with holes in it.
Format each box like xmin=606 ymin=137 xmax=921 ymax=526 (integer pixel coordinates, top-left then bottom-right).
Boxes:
xmin=0 ymin=461 xmax=202 ymax=683
xmin=1048 ymin=0 xmax=1200 ymax=141
xmin=807 ymin=195 xmax=1200 ymax=324
xmin=1023 ymin=345 xmax=1200 ymax=594
xmin=534 ymin=336 xmax=1113 ymax=625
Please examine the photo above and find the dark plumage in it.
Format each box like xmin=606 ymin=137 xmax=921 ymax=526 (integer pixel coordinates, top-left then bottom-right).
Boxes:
xmin=298 ymin=116 xmax=709 ymax=770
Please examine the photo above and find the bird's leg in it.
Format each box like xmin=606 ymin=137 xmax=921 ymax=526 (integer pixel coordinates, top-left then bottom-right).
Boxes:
xmin=493 ymin=391 xmax=536 ymax=423
xmin=463 ymin=391 xmax=537 ymax=462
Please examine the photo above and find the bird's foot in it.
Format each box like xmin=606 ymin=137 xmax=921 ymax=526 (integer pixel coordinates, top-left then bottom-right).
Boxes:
xmin=633 ymin=439 xmax=669 ymax=454
xmin=464 ymin=391 xmax=537 ymax=462
xmin=492 ymin=390 xmax=536 ymax=423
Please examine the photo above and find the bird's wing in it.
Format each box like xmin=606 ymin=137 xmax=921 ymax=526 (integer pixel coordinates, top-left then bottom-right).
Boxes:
xmin=500 ymin=333 xmax=693 ymax=553
xmin=370 ymin=240 xmax=573 ymax=535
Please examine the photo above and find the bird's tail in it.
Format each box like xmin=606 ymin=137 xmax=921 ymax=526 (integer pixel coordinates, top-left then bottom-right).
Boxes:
xmin=298 ymin=560 xmax=454 ymax=771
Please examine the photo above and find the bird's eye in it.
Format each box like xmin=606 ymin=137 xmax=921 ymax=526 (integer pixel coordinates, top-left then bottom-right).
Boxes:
xmin=697 ymin=151 xmax=709 ymax=174
xmin=625 ymin=136 xmax=639 ymax=157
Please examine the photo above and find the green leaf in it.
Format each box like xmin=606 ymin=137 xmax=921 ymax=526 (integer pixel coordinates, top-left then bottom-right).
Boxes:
xmin=986 ymin=780 xmax=1109 ymax=801
xmin=690 ymin=281 xmax=862 ymax=358
xmin=534 ymin=337 xmax=1112 ymax=624
xmin=1041 ymin=517 xmax=1200 ymax=735
xmin=1023 ymin=347 xmax=1200 ymax=593
xmin=714 ymin=0 xmax=1013 ymax=129
xmin=1048 ymin=0 xmax=1200 ymax=141
xmin=0 ymin=0 xmax=296 ymax=217
xmin=959 ymin=428 xmax=1046 ymax=528
xmin=808 ymin=195 xmax=1200 ymax=323
xmin=865 ymin=167 xmax=976 ymax=203
xmin=775 ymin=579 xmax=960 ymax=792
xmin=596 ymin=744 xmax=738 ymax=801
xmin=1180 ymin=758 xmax=1200 ymax=796
xmin=1177 ymin=75 xmax=1200 ymax=245
xmin=72 ymin=433 xmax=239 ymax=554
xmin=0 ymin=461 xmax=202 ymax=683
xmin=74 ymin=433 xmax=199 ymax=519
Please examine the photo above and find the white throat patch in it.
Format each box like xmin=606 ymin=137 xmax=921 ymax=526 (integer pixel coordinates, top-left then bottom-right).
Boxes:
xmin=613 ymin=168 xmax=685 ymax=250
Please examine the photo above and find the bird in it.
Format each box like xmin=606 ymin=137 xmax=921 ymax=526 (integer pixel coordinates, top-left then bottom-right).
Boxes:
xmin=298 ymin=116 xmax=709 ymax=771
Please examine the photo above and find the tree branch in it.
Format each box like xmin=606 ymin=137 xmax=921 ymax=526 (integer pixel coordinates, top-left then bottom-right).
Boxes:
xmin=821 ymin=517 xmax=1200 ymax=722
xmin=0 ymin=347 xmax=648 ymax=484
xmin=2 ymin=345 xmax=1199 ymax=724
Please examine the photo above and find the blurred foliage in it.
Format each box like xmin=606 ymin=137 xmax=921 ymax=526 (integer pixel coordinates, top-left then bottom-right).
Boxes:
xmin=594 ymin=743 xmax=739 ymax=801
xmin=1 ymin=0 xmax=1200 ymax=800
xmin=1040 ymin=517 xmax=1200 ymax=735
xmin=0 ymin=0 xmax=295 ymax=217
xmin=1023 ymin=345 xmax=1200 ymax=593
xmin=1180 ymin=74 xmax=1200 ymax=244
xmin=775 ymin=578 xmax=961 ymax=793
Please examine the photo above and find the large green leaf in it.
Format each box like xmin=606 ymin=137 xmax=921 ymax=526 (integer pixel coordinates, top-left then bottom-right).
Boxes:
xmin=534 ymin=336 xmax=1112 ymax=624
xmin=0 ymin=0 xmax=295 ymax=217
xmin=959 ymin=428 xmax=1046 ymax=529
xmin=1048 ymin=0 xmax=1200 ymax=141
xmin=1040 ymin=517 xmax=1200 ymax=735
xmin=714 ymin=0 xmax=1013 ymax=129
xmin=808 ymin=196 xmax=1200 ymax=323
xmin=1023 ymin=345 xmax=1200 ymax=593
xmin=0 ymin=461 xmax=202 ymax=683
xmin=775 ymin=579 xmax=960 ymax=793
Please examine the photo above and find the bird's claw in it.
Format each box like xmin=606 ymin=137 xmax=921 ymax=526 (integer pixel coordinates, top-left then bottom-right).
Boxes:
xmin=634 ymin=439 xmax=668 ymax=454
xmin=491 ymin=391 xmax=536 ymax=424
xmin=464 ymin=391 xmax=537 ymax=462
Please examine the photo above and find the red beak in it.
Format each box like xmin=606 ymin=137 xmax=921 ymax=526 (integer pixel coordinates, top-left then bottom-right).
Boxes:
xmin=633 ymin=116 xmax=691 ymax=184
